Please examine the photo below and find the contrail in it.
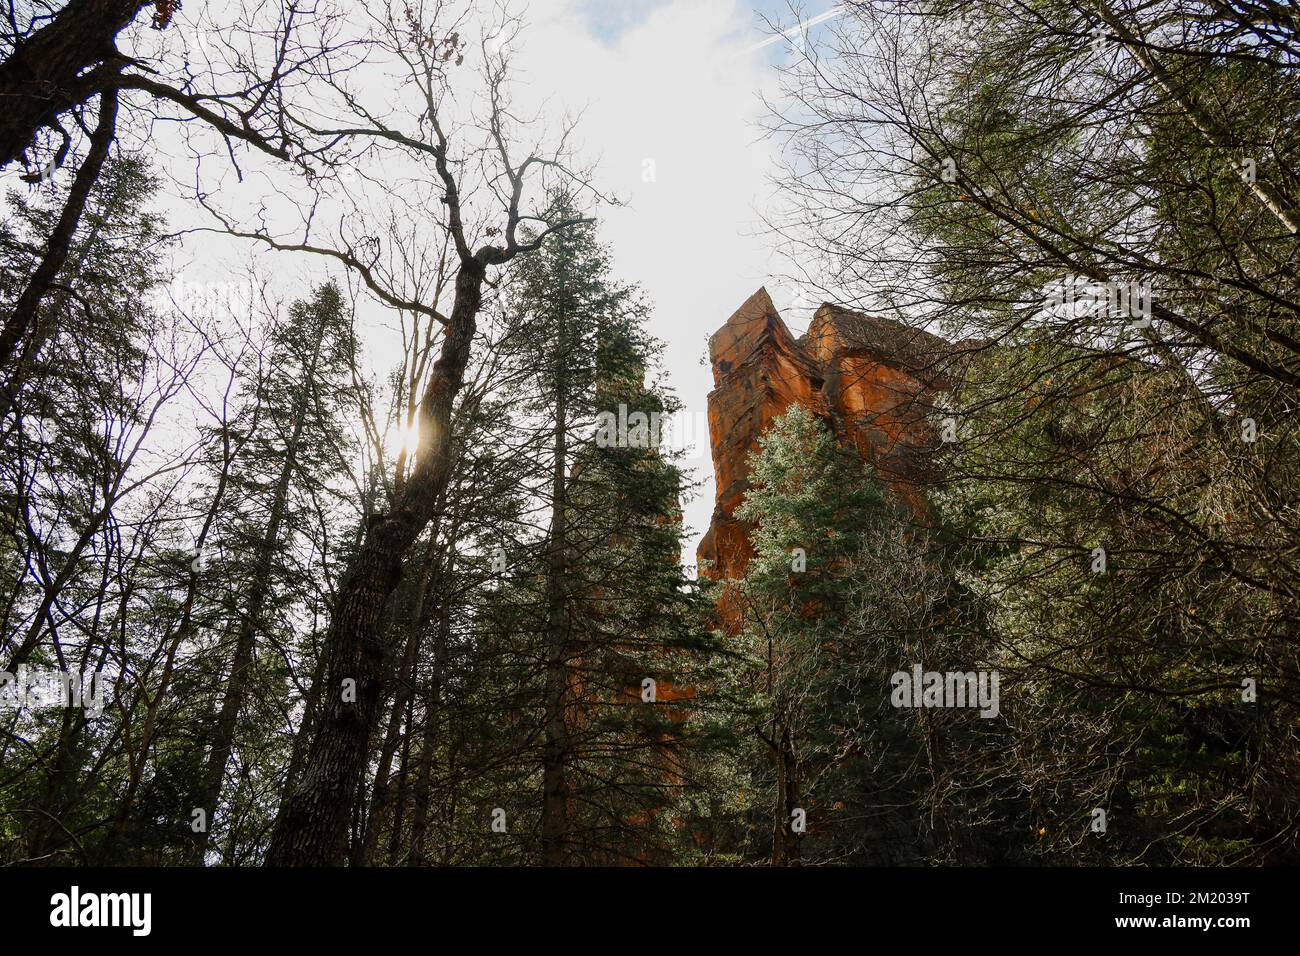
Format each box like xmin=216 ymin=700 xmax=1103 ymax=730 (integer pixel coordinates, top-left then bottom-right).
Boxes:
xmin=732 ymin=4 xmax=846 ymax=57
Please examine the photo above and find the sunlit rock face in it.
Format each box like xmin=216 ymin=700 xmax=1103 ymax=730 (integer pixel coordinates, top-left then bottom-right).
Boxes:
xmin=697 ymin=287 xmax=954 ymax=586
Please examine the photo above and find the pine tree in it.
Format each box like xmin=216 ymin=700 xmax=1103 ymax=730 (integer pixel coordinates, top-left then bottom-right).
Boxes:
xmin=188 ymin=280 xmax=359 ymax=863
xmin=432 ymin=198 xmax=722 ymax=865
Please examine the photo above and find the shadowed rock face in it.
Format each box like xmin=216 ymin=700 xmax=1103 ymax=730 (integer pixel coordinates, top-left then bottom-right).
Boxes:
xmin=697 ymin=287 xmax=953 ymax=583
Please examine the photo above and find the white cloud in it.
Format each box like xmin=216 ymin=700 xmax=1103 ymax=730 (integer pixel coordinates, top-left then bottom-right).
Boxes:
xmin=514 ymin=0 xmax=793 ymax=564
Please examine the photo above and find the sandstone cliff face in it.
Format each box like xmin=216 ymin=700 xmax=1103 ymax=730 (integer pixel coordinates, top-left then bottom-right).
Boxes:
xmin=697 ymin=287 xmax=953 ymax=582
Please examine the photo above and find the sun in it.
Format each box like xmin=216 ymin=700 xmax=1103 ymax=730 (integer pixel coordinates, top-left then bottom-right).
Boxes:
xmin=388 ymin=418 xmax=420 ymax=456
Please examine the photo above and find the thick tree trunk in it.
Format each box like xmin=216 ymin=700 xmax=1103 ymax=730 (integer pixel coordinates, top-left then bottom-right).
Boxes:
xmin=265 ymin=263 xmax=483 ymax=865
xmin=0 ymin=0 xmax=146 ymax=170
xmin=276 ymin=486 xmax=383 ymax=821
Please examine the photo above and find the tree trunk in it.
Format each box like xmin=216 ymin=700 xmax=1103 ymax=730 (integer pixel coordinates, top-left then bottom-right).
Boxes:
xmin=383 ymin=694 xmax=415 ymax=864
xmin=277 ymin=480 xmax=384 ymax=819
xmin=265 ymin=262 xmax=484 ymax=865
xmin=0 ymin=191 xmax=106 ymax=420
xmin=770 ymin=722 xmax=801 ymax=866
xmin=0 ymin=0 xmax=146 ymax=170
xmin=1097 ymin=1 xmax=1299 ymax=234
xmin=1 ymin=79 xmax=118 ymax=393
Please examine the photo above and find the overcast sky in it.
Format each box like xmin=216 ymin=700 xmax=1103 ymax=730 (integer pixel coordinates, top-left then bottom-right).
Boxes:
xmin=508 ymin=0 xmax=842 ymax=565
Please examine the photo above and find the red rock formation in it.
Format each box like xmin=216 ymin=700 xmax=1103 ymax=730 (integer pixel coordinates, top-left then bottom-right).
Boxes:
xmin=697 ymin=287 xmax=954 ymax=584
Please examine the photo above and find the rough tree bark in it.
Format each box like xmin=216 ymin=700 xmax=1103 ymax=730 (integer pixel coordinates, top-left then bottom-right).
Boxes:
xmin=0 ymin=0 xmax=147 ymax=170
